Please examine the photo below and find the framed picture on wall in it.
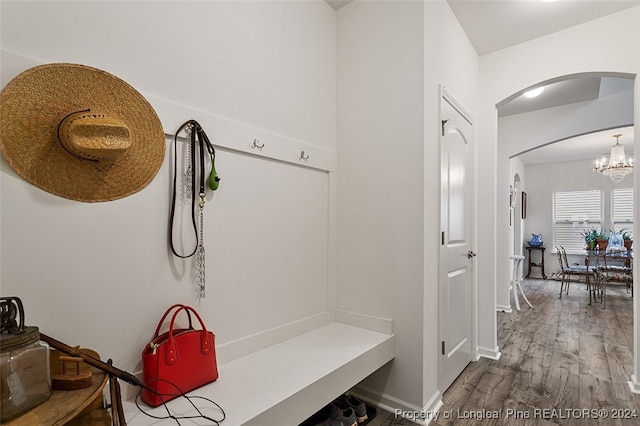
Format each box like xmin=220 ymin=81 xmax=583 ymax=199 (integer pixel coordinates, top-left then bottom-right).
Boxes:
xmin=521 ymin=191 xmax=527 ymax=219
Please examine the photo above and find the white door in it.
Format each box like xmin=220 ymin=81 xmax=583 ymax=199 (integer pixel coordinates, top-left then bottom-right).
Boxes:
xmin=438 ymin=87 xmax=475 ymax=392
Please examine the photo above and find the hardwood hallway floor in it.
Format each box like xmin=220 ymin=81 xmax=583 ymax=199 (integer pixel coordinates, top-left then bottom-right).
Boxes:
xmin=367 ymin=278 xmax=640 ymax=425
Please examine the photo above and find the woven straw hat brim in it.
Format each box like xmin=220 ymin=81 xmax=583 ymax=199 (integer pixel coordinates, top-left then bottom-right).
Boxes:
xmin=0 ymin=63 xmax=165 ymax=202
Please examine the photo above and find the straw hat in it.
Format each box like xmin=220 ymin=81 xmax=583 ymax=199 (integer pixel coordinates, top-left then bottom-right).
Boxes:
xmin=0 ymin=63 xmax=165 ymax=202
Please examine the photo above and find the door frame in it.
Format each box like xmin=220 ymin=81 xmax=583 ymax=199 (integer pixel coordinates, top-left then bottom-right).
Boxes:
xmin=437 ymin=85 xmax=478 ymax=391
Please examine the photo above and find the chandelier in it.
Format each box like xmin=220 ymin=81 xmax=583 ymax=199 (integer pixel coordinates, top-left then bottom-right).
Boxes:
xmin=594 ymin=133 xmax=634 ymax=182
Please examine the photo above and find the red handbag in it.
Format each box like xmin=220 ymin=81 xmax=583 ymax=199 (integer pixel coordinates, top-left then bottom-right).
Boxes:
xmin=140 ymin=304 xmax=219 ymax=407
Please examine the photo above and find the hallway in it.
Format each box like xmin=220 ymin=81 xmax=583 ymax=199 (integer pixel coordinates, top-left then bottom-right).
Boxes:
xmin=372 ymin=278 xmax=639 ymax=425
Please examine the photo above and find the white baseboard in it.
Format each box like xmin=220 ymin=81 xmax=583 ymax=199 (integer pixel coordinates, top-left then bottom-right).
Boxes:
xmin=496 ymin=304 xmax=512 ymax=313
xmin=628 ymin=375 xmax=640 ymax=394
xmin=422 ymin=391 xmax=444 ymax=425
xmin=351 ymin=385 xmax=443 ymax=425
xmin=476 ymin=346 xmax=501 ymax=361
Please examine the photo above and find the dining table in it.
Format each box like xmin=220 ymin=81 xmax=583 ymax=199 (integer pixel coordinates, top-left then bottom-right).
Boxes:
xmin=585 ymin=248 xmax=633 ymax=308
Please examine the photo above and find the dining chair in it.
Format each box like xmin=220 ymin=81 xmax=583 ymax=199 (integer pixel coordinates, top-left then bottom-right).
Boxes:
xmin=555 ymin=246 xmax=597 ymax=301
xmin=596 ymin=252 xmax=633 ymax=309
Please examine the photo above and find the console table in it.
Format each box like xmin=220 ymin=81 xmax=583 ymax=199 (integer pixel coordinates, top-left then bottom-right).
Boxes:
xmin=5 ymin=349 xmax=110 ymax=426
xmin=525 ymin=246 xmax=547 ymax=279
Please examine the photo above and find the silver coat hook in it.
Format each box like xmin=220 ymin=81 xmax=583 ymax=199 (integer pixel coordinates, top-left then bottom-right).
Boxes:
xmin=299 ymin=150 xmax=309 ymax=161
xmin=252 ymin=139 xmax=264 ymax=150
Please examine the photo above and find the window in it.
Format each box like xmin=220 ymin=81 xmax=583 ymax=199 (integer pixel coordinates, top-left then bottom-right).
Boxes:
xmin=553 ymin=189 xmax=602 ymax=253
xmin=612 ymin=187 xmax=634 ymax=239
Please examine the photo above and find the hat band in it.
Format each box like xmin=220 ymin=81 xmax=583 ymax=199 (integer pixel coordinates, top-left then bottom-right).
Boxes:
xmin=57 ymin=109 xmax=97 ymax=162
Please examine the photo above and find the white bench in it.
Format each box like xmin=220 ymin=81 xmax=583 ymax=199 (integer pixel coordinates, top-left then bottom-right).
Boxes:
xmin=122 ymin=321 xmax=395 ymax=425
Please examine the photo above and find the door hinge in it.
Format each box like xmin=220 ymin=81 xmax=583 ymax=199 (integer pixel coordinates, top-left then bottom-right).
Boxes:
xmin=441 ymin=231 xmax=445 ymax=245
xmin=441 ymin=341 xmax=445 ymax=355
xmin=441 ymin=119 xmax=449 ymax=136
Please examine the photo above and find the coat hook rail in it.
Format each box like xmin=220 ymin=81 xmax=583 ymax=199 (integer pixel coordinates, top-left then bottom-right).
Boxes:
xmin=299 ymin=150 xmax=309 ymax=161
xmin=252 ymin=139 xmax=264 ymax=150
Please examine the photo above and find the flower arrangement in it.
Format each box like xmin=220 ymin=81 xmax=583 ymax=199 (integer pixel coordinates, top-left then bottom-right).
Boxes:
xmin=581 ymin=228 xmax=598 ymax=250
xmin=596 ymin=230 xmax=610 ymax=251
xmin=620 ymin=229 xmax=634 ymax=250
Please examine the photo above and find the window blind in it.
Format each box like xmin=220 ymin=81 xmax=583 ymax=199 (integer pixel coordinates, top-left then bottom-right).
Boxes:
xmin=613 ymin=187 xmax=634 ymax=238
xmin=554 ymin=189 xmax=602 ymax=253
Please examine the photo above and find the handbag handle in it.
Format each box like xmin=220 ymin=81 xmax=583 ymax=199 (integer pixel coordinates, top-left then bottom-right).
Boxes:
xmin=152 ymin=304 xmax=193 ymax=339
xmin=165 ymin=305 xmax=213 ymax=365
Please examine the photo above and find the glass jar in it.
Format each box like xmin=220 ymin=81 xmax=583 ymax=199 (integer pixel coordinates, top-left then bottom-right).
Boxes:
xmin=1 ymin=309 xmax=52 ymax=422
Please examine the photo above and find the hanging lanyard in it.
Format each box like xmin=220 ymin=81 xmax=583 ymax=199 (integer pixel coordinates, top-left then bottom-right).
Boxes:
xmin=169 ymin=120 xmax=219 ymax=258
xmin=169 ymin=120 xmax=220 ymax=298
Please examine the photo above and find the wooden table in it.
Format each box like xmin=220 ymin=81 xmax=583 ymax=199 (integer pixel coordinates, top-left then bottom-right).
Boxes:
xmin=5 ymin=349 xmax=110 ymax=426
xmin=525 ymin=246 xmax=547 ymax=279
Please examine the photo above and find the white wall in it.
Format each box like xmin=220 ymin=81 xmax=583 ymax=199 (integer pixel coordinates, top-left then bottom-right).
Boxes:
xmin=1 ymin=0 xmax=482 ymax=416
xmin=422 ymin=0 xmax=479 ymax=409
xmin=336 ymin=0 xmax=426 ymax=408
xmin=2 ymin=1 xmax=336 ymax=151
xmin=1 ymin=0 xmax=336 ymax=374
xmin=479 ymin=6 xmax=639 ymax=387
xmin=336 ymin=0 xmax=478 ymax=412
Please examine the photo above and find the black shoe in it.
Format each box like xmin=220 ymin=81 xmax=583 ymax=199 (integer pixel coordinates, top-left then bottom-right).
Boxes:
xmin=315 ymin=406 xmax=357 ymax=426
xmin=344 ymin=395 xmax=368 ymax=424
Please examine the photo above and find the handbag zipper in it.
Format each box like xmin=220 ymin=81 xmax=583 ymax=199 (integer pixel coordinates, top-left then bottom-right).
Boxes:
xmin=148 ymin=329 xmax=192 ymax=355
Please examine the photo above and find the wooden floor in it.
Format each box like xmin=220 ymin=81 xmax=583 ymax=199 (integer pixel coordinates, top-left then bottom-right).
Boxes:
xmin=367 ymin=278 xmax=640 ymax=425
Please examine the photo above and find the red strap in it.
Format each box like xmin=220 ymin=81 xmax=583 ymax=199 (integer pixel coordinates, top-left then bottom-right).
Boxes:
xmin=165 ymin=306 xmax=212 ymax=365
xmin=152 ymin=304 xmax=194 ymax=338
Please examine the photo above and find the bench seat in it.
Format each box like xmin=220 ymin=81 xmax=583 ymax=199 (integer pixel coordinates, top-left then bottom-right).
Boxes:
xmin=122 ymin=322 xmax=395 ymax=425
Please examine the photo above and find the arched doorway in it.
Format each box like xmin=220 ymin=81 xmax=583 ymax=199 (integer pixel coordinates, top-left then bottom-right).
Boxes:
xmin=497 ymin=72 xmax=634 ymax=308
xmin=496 ymin=71 xmax=636 ymax=387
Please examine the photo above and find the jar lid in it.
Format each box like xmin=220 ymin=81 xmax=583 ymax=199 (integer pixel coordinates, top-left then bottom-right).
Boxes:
xmin=0 ymin=326 xmax=40 ymax=352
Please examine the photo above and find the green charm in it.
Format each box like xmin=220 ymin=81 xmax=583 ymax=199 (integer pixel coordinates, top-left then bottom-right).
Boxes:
xmin=208 ymin=153 xmax=220 ymax=191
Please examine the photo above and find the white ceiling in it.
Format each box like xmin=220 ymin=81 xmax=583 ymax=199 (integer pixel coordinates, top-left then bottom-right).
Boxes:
xmin=326 ymin=1 xmax=637 ymax=165
xmin=447 ymin=0 xmax=640 ymax=56
xmin=326 ymin=0 xmax=640 ymax=55
xmin=447 ymin=0 xmax=639 ymax=125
